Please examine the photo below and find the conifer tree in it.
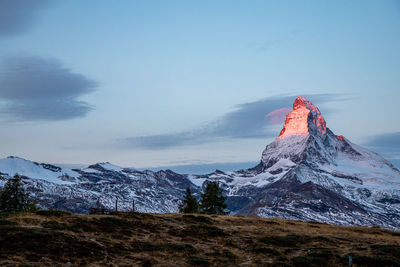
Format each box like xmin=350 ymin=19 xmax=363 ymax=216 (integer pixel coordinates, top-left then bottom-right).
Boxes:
xmin=178 ymin=187 xmax=199 ymax=213
xmin=0 ymin=174 xmax=37 ymax=212
xmin=200 ymin=181 xmax=229 ymax=215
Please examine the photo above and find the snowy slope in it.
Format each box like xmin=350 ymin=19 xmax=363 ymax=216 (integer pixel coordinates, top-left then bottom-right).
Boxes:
xmin=0 ymin=156 xmax=79 ymax=185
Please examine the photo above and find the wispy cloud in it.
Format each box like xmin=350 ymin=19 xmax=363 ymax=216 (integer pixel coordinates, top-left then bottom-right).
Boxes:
xmin=119 ymin=94 xmax=343 ymax=149
xmin=0 ymin=0 xmax=51 ymax=37
xmin=0 ymin=56 xmax=98 ymax=121
xmin=363 ymin=132 xmax=400 ymax=159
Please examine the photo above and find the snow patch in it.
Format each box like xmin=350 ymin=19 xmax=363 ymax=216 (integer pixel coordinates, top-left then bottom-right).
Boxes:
xmin=0 ymin=157 xmax=78 ymax=185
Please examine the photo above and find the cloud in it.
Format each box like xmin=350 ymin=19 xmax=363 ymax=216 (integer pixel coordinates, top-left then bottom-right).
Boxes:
xmin=0 ymin=0 xmax=51 ymax=37
xmin=265 ymin=108 xmax=291 ymax=124
xmin=123 ymin=131 xmax=214 ymax=149
xmin=120 ymin=94 xmax=343 ymax=149
xmin=0 ymin=56 xmax=97 ymax=121
xmin=363 ymin=132 xmax=400 ymax=158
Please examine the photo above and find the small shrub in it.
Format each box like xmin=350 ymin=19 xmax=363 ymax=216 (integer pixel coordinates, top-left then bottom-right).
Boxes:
xmin=36 ymin=209 xmax=71 ymax=217
xmin=21 ymin=217 xmax=40 ymax=225
xmin=110 ymin=242 xmax=129 ymax=252
xmin=109 ymin=211 xmax=145 ymax=220
xmin=291 ymin=255 xmax=324 ymax=266
xmin=243 ymin=237 xmax=253 ymax=244
xmin=291 ymin=256 xmax=311 ymax=266
xmin=173 ymin=224 xmax=226 ymax=238
xmin=355 ymin=246 xmax=368 ymax=251
xmin=291 ymin=250 xmax=338 ymax=267
xmin=205 ymin=250 xmax=222 ymax=257
xmin=353 ymin=255 xmax=400 ymax=266
xmin=182 ymin=214 xmax=213 ymax=224
xmin=131 ymin=241 xmax=158 ymax=251
xmin=309 ymin=221 xmax=327 ymax=226
xmin=188 ymin=256 xmax=210 ymax=266
xmin=264 ymin=220 xmax=280 ymax=225
xmin=97 ymin=235 xmax=111 ymax=243
xmin=131 ymin=241 xmax=196 ymax=253
xmin=99 ymin=216 xmax=131 ymax=227
xmin=69 ymin=217 xmax=96 ymax=232
xmin=271 ymin=261 xmax=293 ymax=267
xmin=0 ymin=225 xmax=104 ymax=262
xmin=222 ymin=249 xmax=237 ymax=259
xmin=225 ymin=238 xmax=236 ymax=246
xmin=182 ymin=214 xmax=196 ymax=219
xmin=259 ymin=234 xmax=312 ymax=247
xmin=0 ymin=212 xmax=13 ymax=218
xmin=0 ymin=219 xmax=17 ymax=226
xmin=313 ymin=235 xmax=330 ymax=242
xmin=162 ymin=243 xmax=196 ymax=253
xmin=167 ymin=228 xmax=181 ymax=236
xmin=141 ymin=258 xmax=154 ymax=267
xmin=111 ymin=233 xmax=126 ymax=240
xmin=371 ymin=244 xmax=400 ymax=258
xmin=201 ymin=225 xmax=225 ymax=237
xmin=68 ymin=216 xmax=133 ymax=233
xmin=41 ymin=220 xmax=69 ymax=231
xmin=251 ymin=247 xmax=279 ymax=254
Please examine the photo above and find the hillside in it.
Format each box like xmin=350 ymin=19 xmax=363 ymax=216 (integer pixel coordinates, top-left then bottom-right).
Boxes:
xmin=0 ymin=211 xmax=399 ymax=266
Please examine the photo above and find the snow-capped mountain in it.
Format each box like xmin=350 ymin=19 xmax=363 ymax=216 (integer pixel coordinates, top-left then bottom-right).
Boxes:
xmin=0 ymin=96 xmax=399 ymax=229
xmin=196 ymin=96 xmax=400 ymax=228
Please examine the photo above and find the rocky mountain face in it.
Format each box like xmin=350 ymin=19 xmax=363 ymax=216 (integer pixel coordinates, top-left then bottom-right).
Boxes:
xmin=1 ymin=96 xmax=399 ymax=229
xmin=0 ymin=158 xmax=199 ymax=214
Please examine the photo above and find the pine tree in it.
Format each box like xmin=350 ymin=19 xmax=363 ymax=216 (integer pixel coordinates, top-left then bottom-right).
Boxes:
xmin=0 ymin=174 xmax=37 ymax=212
xmin=179 ymin=187 xmax=199 ymax=213
xmin=200 ymin=181 xmax=229 ymax=215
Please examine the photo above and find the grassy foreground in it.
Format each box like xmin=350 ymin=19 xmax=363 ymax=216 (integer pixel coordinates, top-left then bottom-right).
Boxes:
xmin=0 ymin=211 xmax=399 ymax=266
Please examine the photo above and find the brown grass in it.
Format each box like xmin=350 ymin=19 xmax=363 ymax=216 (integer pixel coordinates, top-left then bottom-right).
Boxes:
xmin=0 ymin=211 xmax=399 ymax=266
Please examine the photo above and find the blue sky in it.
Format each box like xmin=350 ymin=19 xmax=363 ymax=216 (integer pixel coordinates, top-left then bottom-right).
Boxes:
xmin=0 ymin=0 xmax=399 ymax=172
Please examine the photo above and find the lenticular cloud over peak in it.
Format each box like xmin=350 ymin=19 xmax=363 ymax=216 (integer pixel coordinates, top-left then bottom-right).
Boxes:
xmin=265 ymin=107 xmax=291 ymax=124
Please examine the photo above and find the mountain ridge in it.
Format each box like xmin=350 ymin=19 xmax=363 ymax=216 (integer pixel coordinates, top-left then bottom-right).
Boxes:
xmin=0 ymin=96 xmax=399 ymax=229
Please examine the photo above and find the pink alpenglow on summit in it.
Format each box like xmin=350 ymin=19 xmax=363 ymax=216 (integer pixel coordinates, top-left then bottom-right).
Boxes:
xmin=276 ymin=96 xmax=327 ymax=140
xmin=337 ymin=135 xmax=345 ymax=141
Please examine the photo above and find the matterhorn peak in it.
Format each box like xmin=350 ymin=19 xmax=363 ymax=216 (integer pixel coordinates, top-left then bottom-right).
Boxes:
xmin=276 ymin=96 xmax=327 ymax=140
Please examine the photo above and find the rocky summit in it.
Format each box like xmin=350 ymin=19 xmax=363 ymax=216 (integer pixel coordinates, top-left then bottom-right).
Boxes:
xmin=1 ymin=97 xmax=399 ymax=229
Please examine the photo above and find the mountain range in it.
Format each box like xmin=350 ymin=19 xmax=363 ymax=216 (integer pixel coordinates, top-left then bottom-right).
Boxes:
xmin=1 ymin=96 xmax=399 ymax=229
